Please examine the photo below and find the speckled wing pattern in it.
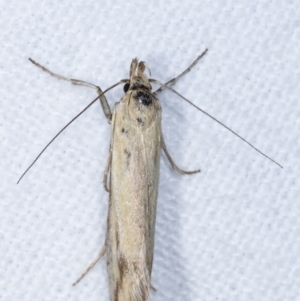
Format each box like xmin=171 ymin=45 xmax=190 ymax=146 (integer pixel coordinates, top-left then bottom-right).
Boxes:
xmin=105 ymin=59 xmax=161 ymax=301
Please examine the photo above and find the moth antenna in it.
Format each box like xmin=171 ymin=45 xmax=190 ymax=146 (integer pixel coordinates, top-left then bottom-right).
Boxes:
xmin=149 ymin=79 xmax=283 ymax=168
xmin=17 ymin=80 xmax=128 ymax=184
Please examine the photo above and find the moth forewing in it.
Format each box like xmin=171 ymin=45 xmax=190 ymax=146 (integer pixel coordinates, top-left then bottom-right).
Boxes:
xmin=106 ymin=61 xmax=161 ymax=301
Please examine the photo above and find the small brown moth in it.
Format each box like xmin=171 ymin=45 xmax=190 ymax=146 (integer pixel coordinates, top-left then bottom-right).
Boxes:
xmin=18 ymin=50 xmax=282 ymax=301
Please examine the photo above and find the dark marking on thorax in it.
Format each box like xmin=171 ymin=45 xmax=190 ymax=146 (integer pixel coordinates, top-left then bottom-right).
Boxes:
xmin=134 ymin=91 xmax=152 ymax=106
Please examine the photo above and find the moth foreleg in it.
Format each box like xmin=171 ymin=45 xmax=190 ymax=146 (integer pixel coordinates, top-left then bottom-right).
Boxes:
xmin=29 ymin=58 xmax=112 ymax=122
xmin=161 ymin=134 xmax=200 ymax=175
xmin=154 ymin=48 xmax=208 ymax=93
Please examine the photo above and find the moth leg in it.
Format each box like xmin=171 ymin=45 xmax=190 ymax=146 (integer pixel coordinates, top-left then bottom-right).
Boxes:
xmin=154 ymin=48 xmax=208 ymax=93
xmin=161 ymin=134 xmax=200 ymax=175
xmin=29 ymin=58 xmax=112 ymax=123
xmin=73 ymin=245 xmax=106 ymax=286
xmin=103 ymin=149 xmax=112 ymax=192
xmin=150 ymin=284 xmax=157 ymax=291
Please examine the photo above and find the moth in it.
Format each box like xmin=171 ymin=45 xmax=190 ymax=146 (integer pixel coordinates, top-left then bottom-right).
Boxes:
xmin=18 ymin=50 xmax=282 ymax=301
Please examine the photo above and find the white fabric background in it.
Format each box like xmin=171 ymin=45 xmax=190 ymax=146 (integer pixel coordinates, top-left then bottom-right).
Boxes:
xmin=1 ymin=1 xmax=299 ymax=300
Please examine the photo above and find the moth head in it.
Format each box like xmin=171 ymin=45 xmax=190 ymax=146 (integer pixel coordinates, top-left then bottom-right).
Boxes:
xmin=125 ymin=58 xmax=152 ymax=92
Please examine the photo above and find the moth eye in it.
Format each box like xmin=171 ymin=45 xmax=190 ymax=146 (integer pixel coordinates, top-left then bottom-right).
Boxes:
xmin=123 ymin=83 xmax=130 ymax=93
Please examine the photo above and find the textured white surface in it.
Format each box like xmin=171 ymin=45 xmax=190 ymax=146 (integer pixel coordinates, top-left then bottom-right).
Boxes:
xmin=1 ymin=1 xmax=299 ymax=300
